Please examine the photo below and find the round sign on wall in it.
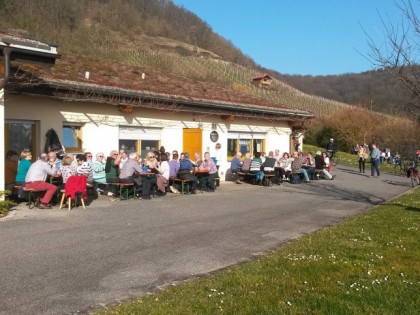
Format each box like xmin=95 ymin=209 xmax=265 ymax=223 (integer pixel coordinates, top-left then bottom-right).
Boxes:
xmin=210 ymin=130 xmax=219 ymax=142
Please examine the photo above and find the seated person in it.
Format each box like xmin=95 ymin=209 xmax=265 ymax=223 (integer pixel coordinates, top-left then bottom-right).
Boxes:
xmin=59 ymin=155 xmax=76 ymax=188
xmin=230 ymin=152 xmax=243 ymax=183
xmin=250 ymin=152 xmax=265 ymax=185
xmin=241 ymin=152 xmax=252 ymax=173
xmin=314 ymin=151 xmax=336 ymax=180
xmin=198 ymin=152 xmax=218 ymax=192
xmin=302 ymin=152 xmax=315 ymax=178
xmin=263 ymin=152 xmax=276 ymax=173
xmin=193 ymin=152 xmax=203 ymax=168
xmin=155 ymin=153 xmax=170 ymax=195
xmin=144 ymin=151 xmax=159 ymax=173
xmin=263 ymin=152 xmax=277 ymax=185
xmin=76 ymin=154 xmax=92 ymax=178
xmin=278 ymin=152 xmax=292 ymax=183
xmin=15 ymin=150 xmax=32 ymax=198
xmin=105 ymin=150 xmax=122 ymax=196
xmin=119 ymin=152 xmax=155 ymax=200
xmin=25 ymin=157 xmax=59 ymax=209
xmin=93 ymin=152 xmax=112 ymax=194
xmin=230 ymin=152 xmax=242 ymax=173
xmin=291 ymin=151 xmax=310 ymax=183
xmin=168 ymin=151 xmax=180 ymax=181
xmin=172 ymin=152 xmax=197 ymax=194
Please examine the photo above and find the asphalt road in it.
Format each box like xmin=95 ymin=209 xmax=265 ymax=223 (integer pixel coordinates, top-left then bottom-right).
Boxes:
xmin=0 ymin=166 xmax=413 ymax=314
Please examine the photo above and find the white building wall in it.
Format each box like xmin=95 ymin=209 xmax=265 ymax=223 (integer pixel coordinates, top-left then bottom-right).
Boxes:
xmin=5 ymin=95 xmax=294 ymax=181
xmin=0 ymin=88 xmax=4 ymax=196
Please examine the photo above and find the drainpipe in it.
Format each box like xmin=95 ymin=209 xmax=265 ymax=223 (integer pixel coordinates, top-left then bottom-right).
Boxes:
xmin=0 ymin=47 xmax=11 ymax=89
xmin=0 ymin=47 xmax=10 ymax=199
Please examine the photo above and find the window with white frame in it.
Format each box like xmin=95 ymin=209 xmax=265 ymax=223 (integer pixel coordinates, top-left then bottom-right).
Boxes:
xmin=118 ymin=126 xmax=162 ymax=157
xmin=227 ymin=132 xmax=266 ymax=158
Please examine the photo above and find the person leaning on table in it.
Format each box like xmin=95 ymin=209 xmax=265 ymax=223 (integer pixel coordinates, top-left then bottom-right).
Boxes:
xmin=25 ymin=157 xmax=59 ymax=209
xmin=119 ymin=152 xmax=156 ymax=200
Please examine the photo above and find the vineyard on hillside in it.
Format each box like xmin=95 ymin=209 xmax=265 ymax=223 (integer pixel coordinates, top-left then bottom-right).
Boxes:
xmin=86 ymin=46 xmax=349 ymax=117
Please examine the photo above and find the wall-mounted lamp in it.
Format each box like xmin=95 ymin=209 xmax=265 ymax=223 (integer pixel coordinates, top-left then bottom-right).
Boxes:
xmin=118 ymin=105 xmax=133 ymax=113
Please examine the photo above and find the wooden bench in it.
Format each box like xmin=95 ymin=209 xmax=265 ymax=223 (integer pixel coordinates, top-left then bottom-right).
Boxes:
xmin=263 ymin=173 xmax=276 ymax=187
xmin=110 ymin=183 xmax=137 ymax=200
xmin=237 ymin=172 xmax=257 ymax=184
xmin=22 ymin=187 xmax=47 ymax=209
xmin=172 ymin=178 xmax=192 ymax=194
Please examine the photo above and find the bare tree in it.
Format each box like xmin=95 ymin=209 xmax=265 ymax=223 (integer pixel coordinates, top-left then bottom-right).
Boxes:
xmin=366 ymin=0 xmax=420 ymax=119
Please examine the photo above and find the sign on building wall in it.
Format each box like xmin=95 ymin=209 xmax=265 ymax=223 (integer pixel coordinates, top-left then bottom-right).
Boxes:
xmin=210 ymin=130 xmax=219 ymax=142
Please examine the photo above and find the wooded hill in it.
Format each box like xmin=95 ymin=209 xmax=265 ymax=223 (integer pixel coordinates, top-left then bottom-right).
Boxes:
xmin=0 ymin=0 xmax=413 ymax=117
xmin=278 ymin=69 xmax=414 ymax=115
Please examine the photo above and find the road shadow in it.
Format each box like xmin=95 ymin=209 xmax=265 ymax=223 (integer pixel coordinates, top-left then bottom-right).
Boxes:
xmin=382 ymin=179 xmax=413 ymax=187
xmin=387 ymin=202 xmax=420 ymax=213
xmin=292 ymin=183 xmax=385 ymax=205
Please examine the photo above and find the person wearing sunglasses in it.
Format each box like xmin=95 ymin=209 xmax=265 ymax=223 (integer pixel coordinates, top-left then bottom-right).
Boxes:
xmin=105 ymin=150 xmax=122 ymax=196
xmin=92 ymin=152 xmax=107 ymax=194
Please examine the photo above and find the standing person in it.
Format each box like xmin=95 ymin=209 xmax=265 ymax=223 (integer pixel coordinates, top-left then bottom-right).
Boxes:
xmin=25 ymin=158 xmax=59 ymax=209
xmin=370 ymin=143 xmax=380 ymax=178
xmin=5 ymin=150 xmax=19 ymax=190
xmin=212 ymin=142 xmax=223 ymax=172
xmin=355 ymin=143 xmax=368 ymax=173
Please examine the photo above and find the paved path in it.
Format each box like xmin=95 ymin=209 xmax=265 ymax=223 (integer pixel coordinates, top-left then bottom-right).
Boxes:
xmin=0 ymin=166 xmax=413 ymax=314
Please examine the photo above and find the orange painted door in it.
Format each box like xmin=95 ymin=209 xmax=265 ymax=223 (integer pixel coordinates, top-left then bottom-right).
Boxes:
xmin=183 ymin=128 xmax=202 ymax=156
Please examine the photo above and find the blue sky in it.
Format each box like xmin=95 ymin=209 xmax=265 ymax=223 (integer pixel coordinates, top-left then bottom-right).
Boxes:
xmin=171 ymin=0 xmax=409 ymax=76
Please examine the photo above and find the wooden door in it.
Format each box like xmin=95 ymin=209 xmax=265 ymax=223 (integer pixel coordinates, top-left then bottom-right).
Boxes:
xmin=183 ymin=128 xmax=202 ymax=156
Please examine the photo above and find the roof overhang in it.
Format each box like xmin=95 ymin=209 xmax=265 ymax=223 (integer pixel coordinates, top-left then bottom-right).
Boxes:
xmin=0 ymin=36 xmax=59 ymax=66
xmin=6 ymin=78 xmax=314 ymax=122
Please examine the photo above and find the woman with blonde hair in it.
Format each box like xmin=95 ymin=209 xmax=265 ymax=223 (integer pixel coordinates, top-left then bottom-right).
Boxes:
xmin=144 ymin=151 xmax=159 ymax=170
xmin=15 ymin=150 xmax=32 ymax=198
xmin=59 ymin=154 xmax=76 ymax=185
xmin=15 ymin=150 xmax=32 ymax=185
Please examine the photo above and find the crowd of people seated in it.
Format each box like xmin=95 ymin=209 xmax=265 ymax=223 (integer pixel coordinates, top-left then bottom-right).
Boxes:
xmin=232 ymin=150 xmax=336 ymax=185
xmin=5 ymin=146 xmax=222 ymax=209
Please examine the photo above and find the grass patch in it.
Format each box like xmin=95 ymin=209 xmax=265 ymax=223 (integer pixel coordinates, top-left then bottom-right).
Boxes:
xmin=0 ymin=191 xmax=16 ymax=218
xmin=97 ymin=188 xmax=420 ymax=315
